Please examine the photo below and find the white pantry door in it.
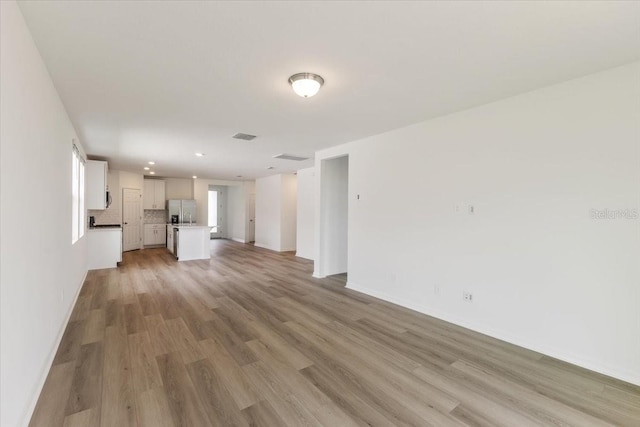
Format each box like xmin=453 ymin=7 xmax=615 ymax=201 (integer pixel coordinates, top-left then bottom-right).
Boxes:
xmin=247 ymin=193 xmax=255 ymax=243
xmin=122 ymin=188 xmax=142 ymax=251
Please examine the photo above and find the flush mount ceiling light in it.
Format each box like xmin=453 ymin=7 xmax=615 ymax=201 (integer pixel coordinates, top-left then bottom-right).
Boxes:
xmin=288 ymin=73 xmax=324 ymax=98
xmin=192 ymin=175 xmax=197 ymax=179
xmin=148 ymin=161 xmax=155 ymax=165
xmin=144 ymin=167 xmax=150 ymax=170
xmin=195 ymin=152 xmax=205 ymax=157
xmin=149 ymin=171 xmax=155 ymax=175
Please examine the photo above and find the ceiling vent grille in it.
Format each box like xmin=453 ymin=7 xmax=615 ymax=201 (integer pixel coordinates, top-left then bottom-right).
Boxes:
xmin=273 ymin=153 xmax=309 ymax=161
xmin=232 ymin=133 xmax=257 ymax=141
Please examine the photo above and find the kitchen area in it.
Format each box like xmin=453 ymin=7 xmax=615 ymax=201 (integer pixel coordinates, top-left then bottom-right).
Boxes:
xmin=86 ymin=161 xmax=212 ymax=269
xmin=164 ymin=198 xmax=210 ymax=261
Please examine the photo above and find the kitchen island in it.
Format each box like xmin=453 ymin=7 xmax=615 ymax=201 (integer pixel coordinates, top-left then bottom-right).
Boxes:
xmin=167 ymin=224 xmax=210 ymax=261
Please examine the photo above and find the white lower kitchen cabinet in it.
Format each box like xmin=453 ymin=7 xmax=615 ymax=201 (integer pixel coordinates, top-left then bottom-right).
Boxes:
xmin=144 ymin=224 xmax=166 ymax=246
xmin=87 ymin=228 xmax=122 ymax=270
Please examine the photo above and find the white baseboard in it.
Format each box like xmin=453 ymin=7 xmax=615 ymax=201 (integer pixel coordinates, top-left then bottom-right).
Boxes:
xmin=22 ymin=269 xmax=87 ymax=427
xmin=253 ymin=242 xmax=297 ymax=253
xmin=230 ymin=237 xmax=246 ymax=243
xmin=346 ymin=281 xmax=640 ymax=387
xmin=295 ymin=252 xmax=314 ymax=261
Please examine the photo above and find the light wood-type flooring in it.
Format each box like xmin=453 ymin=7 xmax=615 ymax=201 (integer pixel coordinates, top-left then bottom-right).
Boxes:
xmin=30 ymin=240 xmax=640 ymax=426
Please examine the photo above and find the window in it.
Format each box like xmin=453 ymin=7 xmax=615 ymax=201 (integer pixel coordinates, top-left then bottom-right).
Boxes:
xmin=72 ymin=143 xmax=85 ymax=243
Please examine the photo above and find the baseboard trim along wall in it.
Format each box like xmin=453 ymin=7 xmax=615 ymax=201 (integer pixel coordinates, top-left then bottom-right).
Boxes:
xmin=23 ymin=271 xmax=87 ymax=427
xmin=346 ymin=281 xmax=640 ymax=387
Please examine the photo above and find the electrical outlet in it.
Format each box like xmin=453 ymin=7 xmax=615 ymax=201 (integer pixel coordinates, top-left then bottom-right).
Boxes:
xmin=463 ymin=291 xmax=473 ymax=302
xmin=434 ymin=284 xmax=440 ymax=296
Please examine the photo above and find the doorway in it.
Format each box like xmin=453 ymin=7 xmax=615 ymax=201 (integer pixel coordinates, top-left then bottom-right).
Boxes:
xmin=208 ymin=185 xmax=226 ymax=239
xmin=122 ymin=188 xmax=141 ymax=251
xmin=317 ymin=155 xmax=349 ymax=277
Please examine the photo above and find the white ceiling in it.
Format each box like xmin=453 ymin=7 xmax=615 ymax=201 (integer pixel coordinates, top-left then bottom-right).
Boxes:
xmin=18 ymin=1 xmax=640 ymax=180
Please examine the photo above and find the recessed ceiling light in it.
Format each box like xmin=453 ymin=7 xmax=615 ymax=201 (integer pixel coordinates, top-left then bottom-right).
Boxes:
xmin=195 ymin=153 xmax=205 ymax=157
xmin=236 ymin=175 xmax=243 ymax=178
xmin=144 ymin=167 xmax=150 ymax=170
xmin=288 ymin=72 xmax=324 ymax=98
xmin=149 ymin=171 xmax=155 ymax=175
xmin=192 ymin=175 xmax=197 ymax=179
xmin=148 ymin=161 xmax=155 ymax=165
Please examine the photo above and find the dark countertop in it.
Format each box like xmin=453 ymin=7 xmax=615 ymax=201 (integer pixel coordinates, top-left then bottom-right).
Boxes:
xmin=89 ymin=224 xmax=121 ymax=229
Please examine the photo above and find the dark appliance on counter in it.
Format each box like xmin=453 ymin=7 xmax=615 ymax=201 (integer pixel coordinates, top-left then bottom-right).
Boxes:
xmin=171 ymin=215 xmax=180 ymax=224
xmin=89 ymin=216 xmax=95 ymax=228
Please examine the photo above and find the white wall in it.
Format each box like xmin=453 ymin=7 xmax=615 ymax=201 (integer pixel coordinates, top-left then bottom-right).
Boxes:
xmin=165 ymin=177 xmax=193 ymax=200
xmin=315 ymin=62 xmax=640 ymax=386
xmin=0 ymin=2 xmax=88 ymax=425
xmin=319 ymin=156 xmax=348 ymax=275
xmin=296 ymin=167 xmax=316 ymax=260
xmin=255 ymin=174 xmax=297 ymax=252
xmin=280 ymin=174 xmax=298 ymax=252
xmin=255 ymin=175 xmax=282 ymax=250
xmin=120 ymin=170 xmax=144 ymax=192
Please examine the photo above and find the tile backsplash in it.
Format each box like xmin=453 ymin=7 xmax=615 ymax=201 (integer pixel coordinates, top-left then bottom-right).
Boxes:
xmin=88 ymin=208 xmax=120 ymax=225
xmin=144 ymin=210 xmax=167 ymax=224
xmin=88 ymin=209 xmax=166 ymax=226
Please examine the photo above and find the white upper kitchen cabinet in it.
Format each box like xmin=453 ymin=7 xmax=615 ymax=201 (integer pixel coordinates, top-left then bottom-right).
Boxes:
xmin=143 ymin=179 xmax=166 ymax=210
xmin=86 ymin=160 xmax=108 ymax=210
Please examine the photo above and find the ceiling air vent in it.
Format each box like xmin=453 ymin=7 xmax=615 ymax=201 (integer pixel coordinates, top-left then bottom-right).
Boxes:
xmin=273 ymin=153 xmax=309 ymax=161
xmin=232 ymin=133 xmax=257 ymax=141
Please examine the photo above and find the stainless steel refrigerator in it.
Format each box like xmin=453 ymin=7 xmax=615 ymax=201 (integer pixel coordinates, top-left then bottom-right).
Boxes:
xmin=167 ymin=200 xmax=197 ymax=224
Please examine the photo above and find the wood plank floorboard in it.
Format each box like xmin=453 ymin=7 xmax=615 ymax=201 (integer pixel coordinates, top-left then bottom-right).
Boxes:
xmin=30 ymin=240 xmax=640 ymax=426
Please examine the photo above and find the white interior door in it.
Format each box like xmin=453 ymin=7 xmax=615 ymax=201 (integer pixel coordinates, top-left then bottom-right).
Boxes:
xmin=248 ymin=193 xmax=255 ymax=243
xmin=122 ymin=188 xmax=142 ymax=251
